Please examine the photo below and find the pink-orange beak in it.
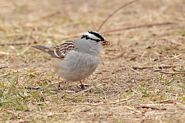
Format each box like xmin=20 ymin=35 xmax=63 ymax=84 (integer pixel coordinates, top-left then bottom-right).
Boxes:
xmin=102 ymin=40 xmax=109 ymax=46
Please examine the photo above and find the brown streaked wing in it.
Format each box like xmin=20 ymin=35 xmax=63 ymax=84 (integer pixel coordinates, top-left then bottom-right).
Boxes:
xmin=52 ymin=41 xmax=75 ymax=59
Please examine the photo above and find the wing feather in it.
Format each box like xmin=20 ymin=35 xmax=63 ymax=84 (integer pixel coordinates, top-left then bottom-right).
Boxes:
xmin=33 ymin=41 xmax=75 ymax=59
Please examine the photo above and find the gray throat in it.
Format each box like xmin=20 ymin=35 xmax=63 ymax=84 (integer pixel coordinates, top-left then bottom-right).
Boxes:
xmin=74 ymin=39 xmax=101 ymax=56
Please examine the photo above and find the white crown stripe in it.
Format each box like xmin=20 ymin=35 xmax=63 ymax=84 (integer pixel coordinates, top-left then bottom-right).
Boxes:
xmin=83 ymin=32 xmax=102 ymax=41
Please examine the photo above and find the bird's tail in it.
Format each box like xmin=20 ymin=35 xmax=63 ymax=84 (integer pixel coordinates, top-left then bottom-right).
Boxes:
xmin=32 ymin=45 xmax=54 ymax=56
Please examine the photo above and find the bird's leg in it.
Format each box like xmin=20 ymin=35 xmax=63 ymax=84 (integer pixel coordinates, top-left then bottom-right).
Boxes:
xmin=57 ymin=76 xmax=64 ymax=90
xmin=80 ymin=80 xmax=85 ymax=90
xmin=57 ymin=82 xmax=62 ymax=90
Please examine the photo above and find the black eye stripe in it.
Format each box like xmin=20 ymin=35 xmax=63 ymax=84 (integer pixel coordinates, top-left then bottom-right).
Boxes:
xmin=81 ymin=35 xmax=100 ymax=42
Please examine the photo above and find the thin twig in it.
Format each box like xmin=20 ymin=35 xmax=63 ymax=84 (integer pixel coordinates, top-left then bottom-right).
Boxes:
xmin=0 ymin=41 xmax=37 ymax=46
xmin=132 ymin=65 xmax=177 ymax=70
xmin=25 ymin=86 xmax=43 ymax=90
xmin=136 ymin=105 xmax=167 ymax=111
xmin=74 ymin=86 xmax=95 ymax=95
xmin=157 ymin=71 xmax=185 ymax=75
xmin=74 ymin=84 xmax=102 ymax=95
xmin=97 ymin=0 xmax=140 ymax=31
xmin=73 ymin=97 xmax=131 ymax=106
xmin=0 ymin=65 xmax=8 ymax=69
xmin=102 ymin=22 xmax=175 ymax=34
xmin=158 ymin=100 xmax=176 ymax=104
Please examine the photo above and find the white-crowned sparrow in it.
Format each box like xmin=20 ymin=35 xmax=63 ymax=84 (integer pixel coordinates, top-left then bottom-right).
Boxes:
xmin=33 ymin=31 xmax=108 ymax=89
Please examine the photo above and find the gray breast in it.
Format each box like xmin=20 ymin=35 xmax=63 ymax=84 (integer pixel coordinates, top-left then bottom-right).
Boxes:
xmin=55 ymin=50 xmax=99 ymax=81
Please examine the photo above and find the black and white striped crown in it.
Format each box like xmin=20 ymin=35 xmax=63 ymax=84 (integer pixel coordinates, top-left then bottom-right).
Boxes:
xmin=81 ymin=31 xmax=105 ymax=42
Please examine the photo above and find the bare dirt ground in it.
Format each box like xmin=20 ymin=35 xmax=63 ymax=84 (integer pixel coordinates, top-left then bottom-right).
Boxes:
xmin=0 ymin=0 xmax=185 ymax=122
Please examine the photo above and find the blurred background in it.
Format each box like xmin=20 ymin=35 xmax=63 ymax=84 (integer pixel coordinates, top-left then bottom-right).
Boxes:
xmin=0 ymin=0 xmax=185 ymax=122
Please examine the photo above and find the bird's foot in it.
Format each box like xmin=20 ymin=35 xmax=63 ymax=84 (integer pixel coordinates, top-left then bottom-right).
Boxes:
xmin=78 ymin=84 xmax=90 ymax=90
xmin=57 ymin=82 xmax=64 ymax=90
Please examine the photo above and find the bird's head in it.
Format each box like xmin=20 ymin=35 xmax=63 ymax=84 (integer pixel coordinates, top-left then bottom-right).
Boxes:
xmin=81 ymin=31 xmax=108 ymax=45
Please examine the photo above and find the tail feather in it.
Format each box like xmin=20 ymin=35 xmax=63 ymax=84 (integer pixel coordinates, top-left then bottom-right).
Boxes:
xmin=32 ymin=45 xmax=54 ymax=56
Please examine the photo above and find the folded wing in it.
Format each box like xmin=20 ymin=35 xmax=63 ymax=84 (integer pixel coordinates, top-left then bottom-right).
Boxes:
xmin=32 ymin=41 xmax=75 ymax=59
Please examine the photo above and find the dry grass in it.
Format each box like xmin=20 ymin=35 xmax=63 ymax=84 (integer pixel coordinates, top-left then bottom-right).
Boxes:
xmin=0 ymin=0 xmax=185 ymax=122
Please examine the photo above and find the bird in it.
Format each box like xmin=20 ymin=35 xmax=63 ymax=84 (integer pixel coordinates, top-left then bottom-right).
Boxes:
xmin=32 ymin=31 xmax=108 ymax=89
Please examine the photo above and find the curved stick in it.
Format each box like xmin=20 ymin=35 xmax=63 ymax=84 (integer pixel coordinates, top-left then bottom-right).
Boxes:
xmin=97 ymin=0 xmax=140 ymax=31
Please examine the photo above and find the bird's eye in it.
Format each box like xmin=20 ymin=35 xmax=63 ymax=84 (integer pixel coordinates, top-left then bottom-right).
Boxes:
xmin=81 ymin=35 xmax=86 ymax=39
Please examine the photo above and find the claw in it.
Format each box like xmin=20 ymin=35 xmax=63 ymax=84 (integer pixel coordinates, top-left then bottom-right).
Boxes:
xmin=80 ymin=80 xmax=85 ymax=90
